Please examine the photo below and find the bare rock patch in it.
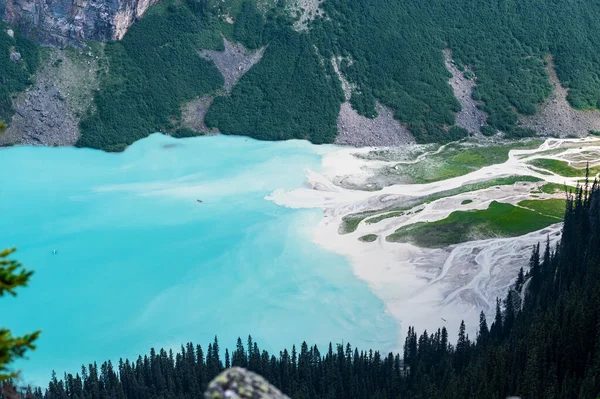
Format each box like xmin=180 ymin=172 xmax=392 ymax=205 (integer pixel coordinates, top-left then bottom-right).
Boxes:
xmin=336 ymin=102 xmax=415 ymax=147
xmin=200 ymin=38 xmax=265 ymax=94
xmin=181 ymin=96 xmax=216 ymax=133
xmin=290 ymin=0 xmax=325 ymax=31
xmin=519 ymin=57 xmax=600 ymax=137
xmin=443 ymin=49 xmax=487 ymax=134
xmin=332 ymin=57 xmax=414 ymax=147
xmin=181 ymin=38 xmax=265 ymax=135
xmin=1 ymin=46 xmax=103 ymax=146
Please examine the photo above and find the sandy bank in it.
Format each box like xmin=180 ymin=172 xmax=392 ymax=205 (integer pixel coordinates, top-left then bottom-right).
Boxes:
xmin=267 ymin=137 xmax=599 ymax=346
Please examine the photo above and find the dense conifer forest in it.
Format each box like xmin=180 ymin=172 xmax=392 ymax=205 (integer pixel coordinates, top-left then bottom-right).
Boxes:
xmin=76 ymin=3 xmax=224 ymax=152
xmin=0 ymin=22 xmax=39 ymax=127
xmin=6 ymin=0 xmax=600 ymax=149
xmin=7 ymin=177 xmax=600 ymax=398
xmin=69 ymin=0 xmax=600 ymax=150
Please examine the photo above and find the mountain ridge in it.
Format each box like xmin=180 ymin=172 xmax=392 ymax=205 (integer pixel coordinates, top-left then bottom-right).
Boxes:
xmin=3 ymin=0 xmax=600 ymax=150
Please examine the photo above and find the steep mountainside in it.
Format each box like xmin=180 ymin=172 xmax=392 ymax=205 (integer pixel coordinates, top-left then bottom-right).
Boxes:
xmin=3 ymin=0 xmax=600 ymax=150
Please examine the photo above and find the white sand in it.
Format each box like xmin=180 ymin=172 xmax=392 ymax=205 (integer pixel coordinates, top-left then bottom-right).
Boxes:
xmin=267 ymin=137 xmax=600 ymax=348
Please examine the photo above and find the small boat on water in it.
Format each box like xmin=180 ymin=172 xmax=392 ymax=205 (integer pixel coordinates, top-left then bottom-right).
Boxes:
xmin=52 ymin=249 xmax=57 ymax=254
xmin=197 ymin=199 xmax=203 ymax=203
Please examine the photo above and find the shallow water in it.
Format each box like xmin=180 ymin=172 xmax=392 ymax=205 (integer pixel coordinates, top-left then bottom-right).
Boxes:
xmin=0 ymin=134 xmax=398 ymax=386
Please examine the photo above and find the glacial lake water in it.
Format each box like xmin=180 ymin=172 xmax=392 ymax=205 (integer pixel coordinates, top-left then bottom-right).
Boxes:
xmin=0 ymin=134 xmax=398 ymax=386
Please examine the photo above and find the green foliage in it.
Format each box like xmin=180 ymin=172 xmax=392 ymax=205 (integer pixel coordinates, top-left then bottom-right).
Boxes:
xmin=517 ymin=198 xmax=566 ymax=218
xmin=172 ymin=127 xmax=205 ymax=138
xmin=0 ymin=248 xmax=40 ymax=381
xmin=539 ymin=182 xmax=573 ymax=194
xmin=232 ymin=1 xmax=264 ymax=49
xmin=72 ymin=0 xmax=600 ymax=149
xmin=461 ymin=199 xmax=473 ymax=205
xmin=186 ymin=0 xmax=209 ymax=16
xmin=416 ymin=175 xmax=542 ymax=204
xmin=0 ymin=24 xmax=40 ymax=125
xmin=312 ymin=0 xmax=460 ymax=141
xmin=77 ymin=2 xmax=223 ymax=151
xmin=346 ymin=175 xmax=542 ymax=228
xmin=504 ymin=126 xmax=537 ymax=139
xmin=528 ymin=158 xmax=600 ymax=177
xmin=349 ymin=90 xmax=377 ymax=119
xmin=358 ymin=234 xmax=377 ymax=242
xmin=205 ymin=26 xmax=344 ymax=144
xmin=365 ymin=211 xmax=405 ymax=224
xmin=387 ymin=201 xmax=560 ymax=247
xmin=481 ymin=125 xmax=497 ymax=137
xmin=0 ymin=249 xmax=32 ymax=296
xmin=389 ymin=141 xmax=541 ymax=184
xmin=341 ymin=214 xmax=364 ymax=233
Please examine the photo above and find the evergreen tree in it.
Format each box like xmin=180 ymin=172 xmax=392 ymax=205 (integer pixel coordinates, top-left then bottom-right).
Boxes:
xmin=477 ymin=311 xmax=489 ymax=345
xmin=503 ymin=290 xmax=516 ymax=336
xmin=515 ymin=267 xmax=525 ymax=292
xmin=490 ymin=298 xmax=503 ymax=339
xmin=0 ymin=249 xmax=40 ymax=381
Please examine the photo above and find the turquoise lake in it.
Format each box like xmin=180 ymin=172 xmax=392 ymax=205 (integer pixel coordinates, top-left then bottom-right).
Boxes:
xmin=0 ymin=134 xmax=398 ymax=386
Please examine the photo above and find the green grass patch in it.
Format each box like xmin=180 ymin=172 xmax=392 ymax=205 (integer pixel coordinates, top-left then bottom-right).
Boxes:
xmin=539 ymin=182 xmax=574 ymax=194
xmin=461 ymin=199 xmax=473 ymax=205
xmin=354 ymin=175 xmax=543 ymax=226
xmin=366 ymin=211 xmax=405 ymax=224
xmin=342 ymin=215 xmax=366 ymax=233
xmin=389 ymin=141 xmax=542 ymax=184
xmin=387 ymin=201 xmax=560 ymax=248
xmin=424 ymin=175 xmax=542 ymax=202
xmin=528 ymin=158 xmax=600 ymax=177
xmin=359 ymin=234 xmax=378 ymax=242
xmin=517 ymin=199 xmax=566 ymax=219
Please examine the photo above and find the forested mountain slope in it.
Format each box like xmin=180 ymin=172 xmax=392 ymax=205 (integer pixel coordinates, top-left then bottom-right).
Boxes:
xmin=0 ymin=23 xmax=39 ymax=127
xmin=12 ymin=179 xmax=600 ymax=398
xmin=3 ymin=0 xmax=600 ymax=150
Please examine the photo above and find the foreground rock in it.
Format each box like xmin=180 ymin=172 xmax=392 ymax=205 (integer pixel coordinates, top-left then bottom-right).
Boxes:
xmin=1 ymin=0 xmax=160 ymax=46
xmin=204 ymin=367 xmax=290 ymax=399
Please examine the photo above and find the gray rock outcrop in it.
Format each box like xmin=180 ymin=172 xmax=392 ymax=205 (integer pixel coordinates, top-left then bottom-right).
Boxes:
xmin=0 ymin=47 xmax=101 ymax=146
xmin=9 ymin=51 xmax=20 ymax=62
xmin=204 ymin=367 xmax=291 ymax=399
xmin=1 ymin=0 xmax=161 ymax=46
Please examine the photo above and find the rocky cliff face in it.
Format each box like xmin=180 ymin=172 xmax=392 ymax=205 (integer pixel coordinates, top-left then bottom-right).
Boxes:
xmin=0 ymin=0 xmax=160 ymax=46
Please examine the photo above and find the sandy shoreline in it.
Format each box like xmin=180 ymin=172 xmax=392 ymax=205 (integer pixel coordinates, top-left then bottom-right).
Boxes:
xmin=267 ymin=137 xmax=599 ymax=348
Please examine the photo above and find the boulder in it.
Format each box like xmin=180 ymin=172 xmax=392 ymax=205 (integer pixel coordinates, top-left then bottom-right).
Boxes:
xmin=204 ymin=367 xmax=291 ymax=399
xmin=9 ymin=51 xmax=21 ymax=62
